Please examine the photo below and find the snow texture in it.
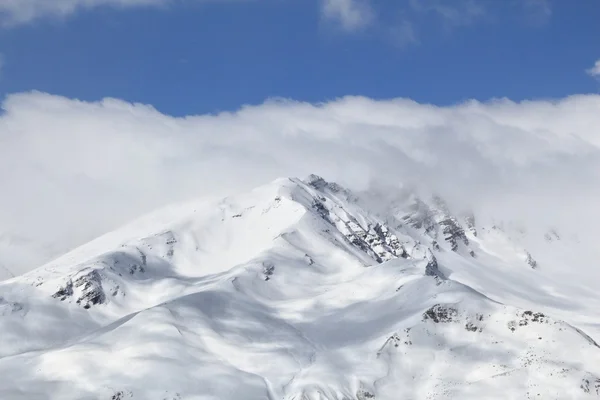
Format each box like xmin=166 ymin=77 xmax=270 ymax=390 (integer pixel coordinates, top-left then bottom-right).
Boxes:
xmin=0 ymin=175 xmax=598 ymax=399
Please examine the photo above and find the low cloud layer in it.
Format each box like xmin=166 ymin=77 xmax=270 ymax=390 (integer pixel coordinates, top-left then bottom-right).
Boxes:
xmin=1 ymin=91 xmax=600 ymax=274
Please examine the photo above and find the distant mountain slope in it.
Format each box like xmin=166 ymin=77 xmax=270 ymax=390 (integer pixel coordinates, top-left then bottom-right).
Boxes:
xmin=0 ymin=176 xmax=598 ymax=399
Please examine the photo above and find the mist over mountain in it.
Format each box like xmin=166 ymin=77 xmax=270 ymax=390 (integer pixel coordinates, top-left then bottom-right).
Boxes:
xmin=2 ymin=93 xmax=600 ymax=278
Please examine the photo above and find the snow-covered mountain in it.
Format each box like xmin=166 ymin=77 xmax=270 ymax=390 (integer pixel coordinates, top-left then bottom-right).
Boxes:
xmin=0 ymin=175 xmax=599 ymax=399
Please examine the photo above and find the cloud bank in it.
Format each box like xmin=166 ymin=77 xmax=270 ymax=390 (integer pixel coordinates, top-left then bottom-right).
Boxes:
xmin=1 ymin=91 xmax=600 ymax=274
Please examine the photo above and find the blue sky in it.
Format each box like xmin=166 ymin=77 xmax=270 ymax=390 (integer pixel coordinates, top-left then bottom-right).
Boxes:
xmin=0 ymin=0 xmax=598 ymax=116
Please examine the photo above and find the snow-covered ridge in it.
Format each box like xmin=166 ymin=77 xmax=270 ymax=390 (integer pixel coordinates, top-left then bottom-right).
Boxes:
xmin=0 ymin=175 xmax=598 ymax=399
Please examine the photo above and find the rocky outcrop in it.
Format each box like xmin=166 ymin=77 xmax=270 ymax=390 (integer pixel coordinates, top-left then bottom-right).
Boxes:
xmin=464 ymin=213 xmax=477 ymax=237
xmin=581 ymin=374 xmax=600 ymax=396
xmin=423 ymin=304 xmax=459 ymax=323
xmin=52 ymin=267 xmax=121 ymax=309
xmin=525 ymin=251 xmax=538 ymax=269
xmin=438 ymin=216 xmax=469 ymax=251
xmin=507 ymin=310 xmax=549 ymax=332
xmin=402 ymin=196 xmax=471 ymax=253
xmin=262 ymin=261 xmax=275 ymax=281
xmin=403 ymin=199 xmax=437 ymax=234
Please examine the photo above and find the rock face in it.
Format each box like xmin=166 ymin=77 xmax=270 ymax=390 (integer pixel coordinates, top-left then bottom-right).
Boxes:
xmin=262 ymin=261 xmax=275 ymax=281
xmin=53 ymin=269 xmax=108 ymax=309
xmin=344 ymin=222 xmax=407 ymax=264
xmin=581 ymin=374 xmax=600 ymax=396
xmin=423 ymin=304 xmax=459 ymax=323
xmin=525 ymin=251 xmax=538 ymax=269
xmin=73 ymin=270 xmax=106 ymax=309
xmin=401 ymin=195 xmax=473 ymax=254
xmin=464 ymin=213 xmax=477 ymax=237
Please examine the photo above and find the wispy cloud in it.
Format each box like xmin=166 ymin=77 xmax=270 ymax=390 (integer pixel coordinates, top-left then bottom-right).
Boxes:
xmin=0 ymin=0 xmax=556 ymax=47
xmin=408 ymin=0 xmax=486 ymax=27
xmin=0 ymin=0 xmax=171 ymax=26
xmin=388 ymin=18 xmax=419 ymax=48
xmin=321 ymin=0 xmax=374 ymax=32
xmin=587 ymin=60 xmax=600 ymax=79
xmin=381 ymin=0 xmax=553 ymax=48
xmin=1 ymin=0 xmax=376 ymax=30
xmin=522 ymin=0 xmax=552 ymax=23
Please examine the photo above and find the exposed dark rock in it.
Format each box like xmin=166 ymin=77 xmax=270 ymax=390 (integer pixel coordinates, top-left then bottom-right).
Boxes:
xmin=377 ymin=332 xmax=412 ymax=356
xmin=165 ymin=234 xmax=177 ymax=245
xmin=311 ymin=200 xmax=331 ymax=223
xmin=111 ymin=390 xmax=133 ymax=400
xmin=425 ymin=254 xmax=446 ymax=280
xmin=357 ymin=389 xmax=375 ymax=400
xmin=52 ymin=280 xmax=74 ymax=301
xmin=423 ymin=304 xmax=458 ymax=323
xmin=306 ymin=174 xmax=328 ymax=190
xmin=572 ymin=327 xmax=600 ymax=349
xmin=465 ymin=322 xmax=480 ymax=332
xmin=305 ymin=174 xmax=346 ymax=194
xmin=465 ymin=213 xmax=477 ymax=237
xmin=342 ymin=220 xmax=409 ymax=264
xmin=509 ymin=310 xmax=548 ymax=332
xmin=439 ymin=216 xmax=469 ymax=252
xmin=581 ymin=375 xmax=600 ymax=395
xmin=403 ymin=196 xmax=471 ymax=253
xmin=522 ymin=310 xmax=546 ymax=323
xmin=465 ymin=315 xmax=484 ymax=332
xmin=425 ymin=257 xmax=438 ymax=277
xmin=74 ymin=270 xmax=106 ymax=309
xmin=304 ymin=254 xmax=315 ymax=265
xmin=129 ymin=262 xmax=145 ymax=275
xmin=403 ymin=199 xmax=437 ymax=234
xmin=53 ymin=269 xmax=108 ymax=309
xmin=525 ymin=252 xmax=538 ymax=269
xmin=262 ymin=262 xmax=275 ymax=281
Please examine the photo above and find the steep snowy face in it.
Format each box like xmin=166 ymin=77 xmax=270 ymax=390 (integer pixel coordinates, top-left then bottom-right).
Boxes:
xmin=0 ymin=175 xmax=598 ymax=400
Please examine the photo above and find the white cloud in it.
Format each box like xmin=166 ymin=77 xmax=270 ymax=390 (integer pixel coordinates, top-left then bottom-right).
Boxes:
xmin=2 ymin=91 xmax=600 ymax=275
xmin=587 ymin=59 xmax=600 ymax=78
xmin=1 ymin=0 xmax=375 ymax=29
xmin=321 ymin=0 xmax=374 ymax=31
xmin=0 ymin=0 xmax=175 ymax=25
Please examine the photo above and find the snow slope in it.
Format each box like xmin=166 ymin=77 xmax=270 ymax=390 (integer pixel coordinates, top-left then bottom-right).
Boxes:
xmin=0 ymin=175 xmax=598 ymax=399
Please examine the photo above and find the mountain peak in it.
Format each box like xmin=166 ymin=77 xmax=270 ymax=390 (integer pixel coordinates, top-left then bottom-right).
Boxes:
xmin=0 ymin=176 xmax=598 ymax=399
